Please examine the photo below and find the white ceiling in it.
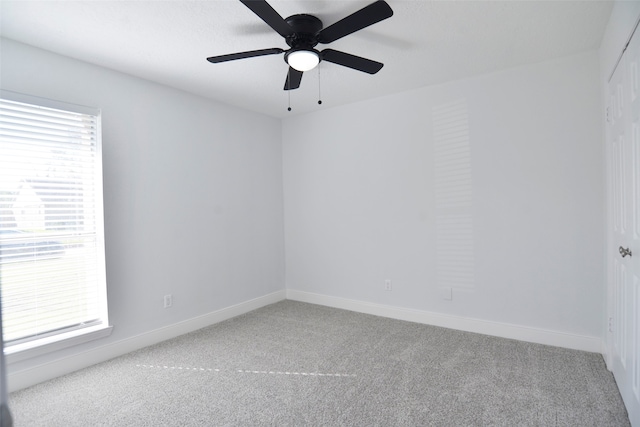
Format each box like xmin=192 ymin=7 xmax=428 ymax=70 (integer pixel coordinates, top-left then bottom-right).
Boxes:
xmin=1 ymin=0 xmax=613 ymax=118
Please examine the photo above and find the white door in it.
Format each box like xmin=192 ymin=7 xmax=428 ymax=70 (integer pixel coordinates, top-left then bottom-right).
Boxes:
xmin=608 ymin=25 xmax=640 ymax=426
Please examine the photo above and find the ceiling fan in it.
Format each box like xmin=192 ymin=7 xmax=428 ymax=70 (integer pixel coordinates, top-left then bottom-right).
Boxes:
xmin=206 ymin=0 xmax=394 ymax=91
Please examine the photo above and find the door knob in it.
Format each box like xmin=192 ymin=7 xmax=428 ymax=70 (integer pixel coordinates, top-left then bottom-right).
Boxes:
xmin=619 ymin=246 xmax=633 ymax=258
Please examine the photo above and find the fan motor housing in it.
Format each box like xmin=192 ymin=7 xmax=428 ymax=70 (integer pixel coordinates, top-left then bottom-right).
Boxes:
xmin=284 ymin=14 xmax=323 ymax=49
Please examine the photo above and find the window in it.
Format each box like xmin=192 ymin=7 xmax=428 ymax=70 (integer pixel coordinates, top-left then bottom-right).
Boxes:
xmin=0 ymin=91 xmax=110 ymax=360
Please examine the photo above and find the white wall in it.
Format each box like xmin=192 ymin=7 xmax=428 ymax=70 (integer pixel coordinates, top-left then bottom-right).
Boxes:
xmin=0 ymin=33 xmax=610 ymax=389
xmin=1 ymin=39 xmax=286 ymax=388
xmin=283 ymin=51 xmax=604 ymax=345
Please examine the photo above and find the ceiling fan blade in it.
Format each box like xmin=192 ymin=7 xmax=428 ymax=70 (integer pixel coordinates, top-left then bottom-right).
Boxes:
xmin=321 ymin=49 xmax=383 ymax=74
xmin=317 ymin=1 xmax=393 ymax=44
xmin=239 ymin=0 xmax=294 ymax=38
xmin=284 ymin=67 xmax=303 ymax=90
xmin=207 ymin=48 xmax=284 ymax=64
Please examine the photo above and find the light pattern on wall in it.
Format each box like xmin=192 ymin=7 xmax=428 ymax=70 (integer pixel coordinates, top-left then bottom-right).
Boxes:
xmin=433 ymin=100 xmax=475 ymax=291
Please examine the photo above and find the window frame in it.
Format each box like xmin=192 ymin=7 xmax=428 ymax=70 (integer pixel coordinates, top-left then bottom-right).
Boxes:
xmin=0 ymin=90 xmax=111 ymax=363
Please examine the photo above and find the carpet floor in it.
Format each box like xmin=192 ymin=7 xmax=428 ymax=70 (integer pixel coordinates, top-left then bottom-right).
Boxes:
xmin=8 ymin=300 xmax=630 ymax=426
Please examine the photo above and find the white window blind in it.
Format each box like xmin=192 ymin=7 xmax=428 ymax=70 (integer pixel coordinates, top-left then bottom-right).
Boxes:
xmin=0 ymin=92 xmax=108 ymax=350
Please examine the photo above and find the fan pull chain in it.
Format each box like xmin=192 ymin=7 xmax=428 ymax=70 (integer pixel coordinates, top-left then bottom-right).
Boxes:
xmin=317 ymin=66 xmax=322 ymax=105
xmin=287 ymin=67 xmax=292 ymax=112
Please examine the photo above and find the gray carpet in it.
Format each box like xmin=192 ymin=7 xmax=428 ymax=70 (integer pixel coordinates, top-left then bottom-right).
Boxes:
xmin=8 ymin=301 xmax=630 ymax=426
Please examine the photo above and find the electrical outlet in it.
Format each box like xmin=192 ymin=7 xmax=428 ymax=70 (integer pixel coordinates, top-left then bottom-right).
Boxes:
xmin=384 ymin=279 xmax=392 ymax=291
xmin=164 ymin=294 xmax=172 ymax=308
xmin=608 ymin=317 xmax=613 ymax=332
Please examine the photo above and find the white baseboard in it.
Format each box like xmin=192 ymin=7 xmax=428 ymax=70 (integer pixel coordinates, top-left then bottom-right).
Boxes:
xmin=8 ymin=290 xmax=286 ymax=392
xmin=286 ymin=289 xmax=603 ymax=354
xmin=9 ymin=289 xmax=605 ymax=392
xmin=602 ymin=337 xmax=613 ymax=371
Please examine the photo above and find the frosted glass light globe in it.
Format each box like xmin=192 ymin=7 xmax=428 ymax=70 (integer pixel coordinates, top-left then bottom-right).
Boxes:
xmin=287 ymin=50 xmax=320 ymax=72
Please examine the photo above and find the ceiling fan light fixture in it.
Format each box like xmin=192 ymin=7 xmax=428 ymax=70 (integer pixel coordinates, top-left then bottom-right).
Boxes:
xmin=286 ymin=49 xmax=320 ymax=72
xmin=206 ymin=0 xmax=394 ymax=91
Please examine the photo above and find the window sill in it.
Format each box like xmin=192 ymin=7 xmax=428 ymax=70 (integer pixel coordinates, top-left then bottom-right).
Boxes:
xmin=5 ymin=325 xmax=113 ymax=364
